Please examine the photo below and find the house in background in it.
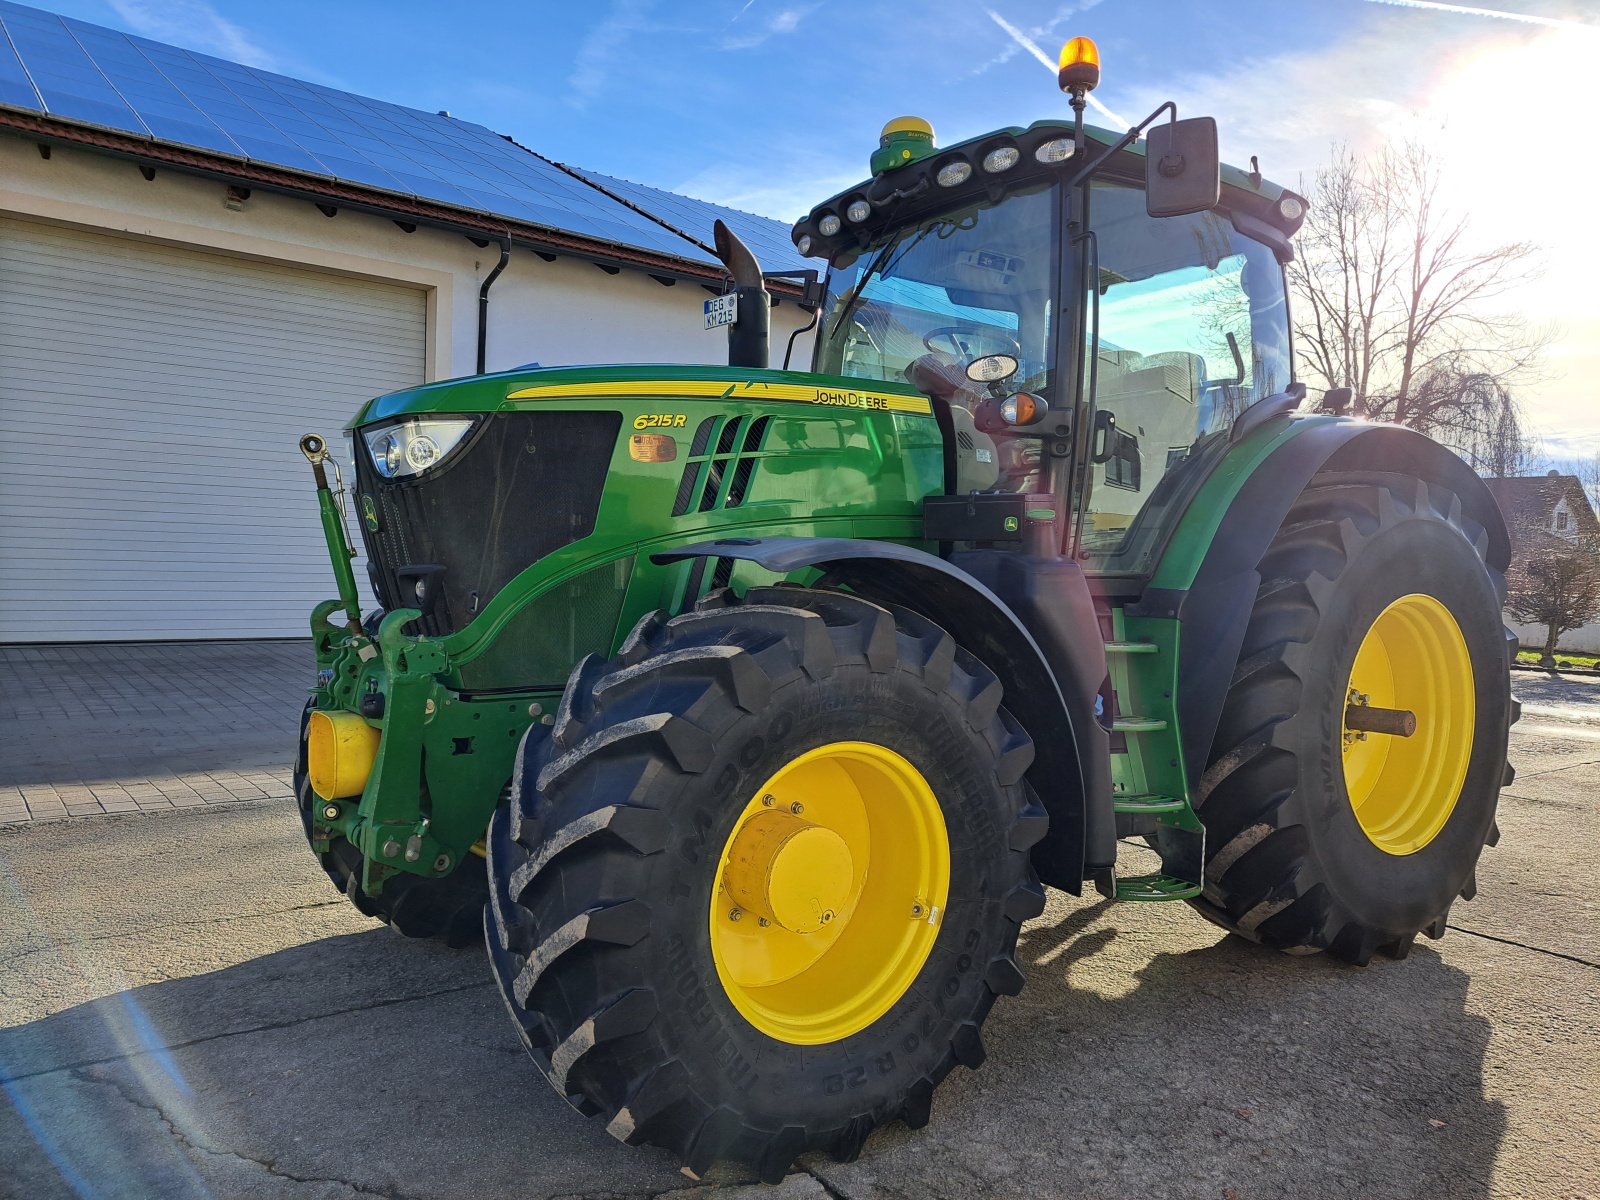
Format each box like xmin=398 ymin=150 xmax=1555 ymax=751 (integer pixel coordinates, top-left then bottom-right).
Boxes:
xmin=0 ymin=0 xmax=813 ymax=643
xmin=1487 ymin=471 xmax=1600 ymax=655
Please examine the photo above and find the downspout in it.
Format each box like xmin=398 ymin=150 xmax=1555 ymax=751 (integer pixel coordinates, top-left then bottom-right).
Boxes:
xmin=477 ymin=234 xmax=511 ymax=374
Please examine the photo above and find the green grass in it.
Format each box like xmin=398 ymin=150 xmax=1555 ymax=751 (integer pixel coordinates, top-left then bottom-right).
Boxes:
xmin=1516 ymin=648 xmax=1600 ymax=669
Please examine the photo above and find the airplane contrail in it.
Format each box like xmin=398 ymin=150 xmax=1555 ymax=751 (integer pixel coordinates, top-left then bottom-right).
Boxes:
xmin=1360 ymin=0 xmax=1600 ymax=33
xmin=984 ymin=9 xmax=1131 ymax=129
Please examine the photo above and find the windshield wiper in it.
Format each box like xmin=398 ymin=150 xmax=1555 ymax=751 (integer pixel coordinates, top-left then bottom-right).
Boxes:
xmin=826 ymin=219 xmax=947 ymax=341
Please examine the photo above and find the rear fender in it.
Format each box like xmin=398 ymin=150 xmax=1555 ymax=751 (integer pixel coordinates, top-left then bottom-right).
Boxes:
xmin=1152 ymin=420 xmax=1510 ymax=787
xmin=652 ymin=537 xmax=1093 ymax=893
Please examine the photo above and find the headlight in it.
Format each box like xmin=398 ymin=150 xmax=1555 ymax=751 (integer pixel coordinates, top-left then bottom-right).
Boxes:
xmin=363 ymin=418 xmax=476 ymax=479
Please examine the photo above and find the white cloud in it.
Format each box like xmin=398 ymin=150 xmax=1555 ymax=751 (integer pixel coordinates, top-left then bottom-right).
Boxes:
xmin=107 ymin=0 xmax=277 ymax=69
xmin=672 ymin=155 xmax=862 ymax=222
xmin=568 ymin=0 xmax=656 ymax=105
xmin=720 ymin=4 xmax=817 ymax=51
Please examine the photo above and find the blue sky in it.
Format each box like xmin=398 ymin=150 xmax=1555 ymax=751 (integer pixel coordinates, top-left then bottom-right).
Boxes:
xmin=28 ymin=0 xmax=1600 ymax=454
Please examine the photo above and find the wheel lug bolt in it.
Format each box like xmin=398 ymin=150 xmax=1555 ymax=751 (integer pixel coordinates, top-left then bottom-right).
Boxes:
xmin=757 ymin=917 xmax=770 ymax=927
xmin=911 ymin=903 xmax=924 ymax=918
xmin=762 ymin=794 xmax=776 ymax=807
xmin=729 ymin=908 xmax=743 ymax=921
xmin=790 ymin=802 xmax=805 ymax=814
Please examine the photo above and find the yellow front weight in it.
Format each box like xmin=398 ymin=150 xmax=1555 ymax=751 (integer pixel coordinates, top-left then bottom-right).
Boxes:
xmin=307 ymin=710 xmax=380 ymax=800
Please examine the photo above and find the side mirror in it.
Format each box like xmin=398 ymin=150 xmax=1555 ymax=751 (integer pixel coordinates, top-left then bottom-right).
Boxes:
xmin=1145 ymin=117 xmax=1220 ymax=218
xmin=1321 ymin=386 xmax=1354 ymax=415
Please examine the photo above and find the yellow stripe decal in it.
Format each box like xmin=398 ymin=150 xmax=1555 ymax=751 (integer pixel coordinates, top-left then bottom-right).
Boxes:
xmin=505 ymin=379 xmax=933 ymax=416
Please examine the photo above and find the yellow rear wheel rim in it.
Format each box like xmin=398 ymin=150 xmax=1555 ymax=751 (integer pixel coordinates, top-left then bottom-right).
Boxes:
xmin=709 ymin=741 xmax=950 ymax=1045
xmin=1342 ymin=593 xmax=1475 ymax=855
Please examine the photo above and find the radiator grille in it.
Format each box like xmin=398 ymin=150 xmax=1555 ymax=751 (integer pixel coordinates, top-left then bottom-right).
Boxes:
xmin=353 ymin=411 xmax=619 ymax=636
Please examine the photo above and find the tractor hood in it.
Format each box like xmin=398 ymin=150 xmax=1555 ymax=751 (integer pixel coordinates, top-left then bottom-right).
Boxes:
xmin=349 ymin=363 xmax=932 ymax=428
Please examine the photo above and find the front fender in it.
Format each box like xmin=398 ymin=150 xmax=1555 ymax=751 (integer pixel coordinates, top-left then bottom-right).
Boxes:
xmin=652 ymin=536 xmax=1092 ymax=893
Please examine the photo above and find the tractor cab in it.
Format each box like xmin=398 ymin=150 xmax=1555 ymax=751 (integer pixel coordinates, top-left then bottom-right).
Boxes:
xmin=794 ymin=103 xmax=1303 ymax=578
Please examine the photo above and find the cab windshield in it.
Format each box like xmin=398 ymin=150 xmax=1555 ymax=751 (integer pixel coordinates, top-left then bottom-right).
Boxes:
xmin=815 ymin=184 xmax=1058 ymax=494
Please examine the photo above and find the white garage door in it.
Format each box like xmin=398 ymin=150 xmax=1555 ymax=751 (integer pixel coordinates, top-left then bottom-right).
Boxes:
xmin=0 ymin=218 xmax=425 ymax=642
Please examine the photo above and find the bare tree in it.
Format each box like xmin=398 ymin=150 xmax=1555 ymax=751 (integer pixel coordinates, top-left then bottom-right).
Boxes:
xmin=1506 ymin=526 xmax=1600 ymax=667
xmin=1290 ymin=142 xmax=1547 ymax=458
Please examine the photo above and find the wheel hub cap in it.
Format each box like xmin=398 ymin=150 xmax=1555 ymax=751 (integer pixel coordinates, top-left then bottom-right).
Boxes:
xmin=1342 ymin=592 xmax=1475 ymax=855
xmin=709 ymin=741 xmax=950 ymax=1045
xmin=723 ymin=810 xmax=855 ymax=933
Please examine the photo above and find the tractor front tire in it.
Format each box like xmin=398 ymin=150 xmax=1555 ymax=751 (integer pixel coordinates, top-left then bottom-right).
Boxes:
xmin=294 ymin=703 xmax=487 ymax=947
xmin=484 ymin=587 xmax=1046 ymax=1180
xmin=1192 ymin=472 xmax=1514 ymax=963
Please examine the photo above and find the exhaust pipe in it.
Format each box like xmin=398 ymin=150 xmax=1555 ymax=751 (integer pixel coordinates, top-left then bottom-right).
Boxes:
xmin=713 ymin=219 xmax=769 ymax=370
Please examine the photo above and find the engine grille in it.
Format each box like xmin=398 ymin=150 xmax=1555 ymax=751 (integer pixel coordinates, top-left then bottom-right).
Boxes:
xmin=353 ymin=411 xmax=620 ymax=636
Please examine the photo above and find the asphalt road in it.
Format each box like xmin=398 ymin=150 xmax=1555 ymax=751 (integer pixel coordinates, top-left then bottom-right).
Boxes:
xmin=2 ymin=676 xmax=1596 ymax=1200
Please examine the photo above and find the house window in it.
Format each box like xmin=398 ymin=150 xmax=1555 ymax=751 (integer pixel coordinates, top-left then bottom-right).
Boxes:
xmin=1556 ymin=510 xmax=1569 ymax=532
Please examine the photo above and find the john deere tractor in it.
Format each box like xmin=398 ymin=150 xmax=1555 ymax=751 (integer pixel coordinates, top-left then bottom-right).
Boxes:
xmin=294 ymin=39 xmax=1515 ymax=1181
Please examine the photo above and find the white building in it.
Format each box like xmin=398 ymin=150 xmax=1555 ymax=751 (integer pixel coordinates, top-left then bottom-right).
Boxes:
xmin=0 ymin=0 xmax=813 ymax=642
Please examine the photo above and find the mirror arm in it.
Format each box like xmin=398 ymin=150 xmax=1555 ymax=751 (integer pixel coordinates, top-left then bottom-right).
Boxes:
xmin=1064 ymin=100 xmax=1178 ymax=192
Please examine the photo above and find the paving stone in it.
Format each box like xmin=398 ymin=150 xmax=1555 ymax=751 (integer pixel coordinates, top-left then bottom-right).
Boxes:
xmin=0 ymin=641 xmax=313 ymax=825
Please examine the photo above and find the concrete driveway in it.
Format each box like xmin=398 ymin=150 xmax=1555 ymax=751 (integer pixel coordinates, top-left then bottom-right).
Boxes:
xmin=1 ymin=652 xmax=1596 ymax=1199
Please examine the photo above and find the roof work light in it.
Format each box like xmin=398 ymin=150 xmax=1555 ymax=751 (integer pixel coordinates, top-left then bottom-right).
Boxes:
xmin=1058 ymin=36 xmax=1100 ymax=94
xmin=871 ymin=115 xmax=936 ymax=175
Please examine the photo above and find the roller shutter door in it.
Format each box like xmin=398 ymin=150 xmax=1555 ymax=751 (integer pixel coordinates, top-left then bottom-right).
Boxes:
xmin=0 ymin=218 xmax=425 ymax=641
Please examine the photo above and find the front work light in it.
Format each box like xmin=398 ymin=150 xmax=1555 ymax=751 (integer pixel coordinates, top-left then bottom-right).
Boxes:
xmin=983 ymin=146 xmax=1021 ymax=174
xmin=1035 ymin=137 xmax=1075 ymax=163
xmin=818 ymin=213 xmax=842 ymax=236
xmin=936 ymin=159 xmax=973 ymax=188
xmin=846 ymin=198 xmax=872 ymax=223
xmin=1058 ymin=36 xmax=1101 ymax=93
xmin=364 ymin=418 xmax=475 ymax=480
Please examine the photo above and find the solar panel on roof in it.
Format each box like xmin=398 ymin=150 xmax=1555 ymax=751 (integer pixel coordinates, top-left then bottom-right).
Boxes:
xmin=0 ymin=0 xmax=799 ymax=271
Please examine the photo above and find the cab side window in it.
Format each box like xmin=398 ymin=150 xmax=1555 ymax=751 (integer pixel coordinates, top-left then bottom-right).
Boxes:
xmin=1082 ymin=181 xmax=1289 ymax=559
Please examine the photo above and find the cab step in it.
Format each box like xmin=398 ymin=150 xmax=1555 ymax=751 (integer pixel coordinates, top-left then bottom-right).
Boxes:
xmin=1112 ymin=793 xmax=1187 ymax=815
xmin=1114 ymin=873 xmax=1203 ymax=902
xmin=1111 ymin=715 xmax=1168 ymax=733
xmin=1103 ymin=640 xmax=1159 ymax=654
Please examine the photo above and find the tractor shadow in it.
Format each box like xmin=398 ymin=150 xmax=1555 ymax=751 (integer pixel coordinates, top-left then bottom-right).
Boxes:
xmin=819 ymin=897 xmax=1507 ymax=1200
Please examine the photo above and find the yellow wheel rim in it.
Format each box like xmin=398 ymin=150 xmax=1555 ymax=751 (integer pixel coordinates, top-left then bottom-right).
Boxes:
xmin=1342 ymin=593 xmax=1475 ymax=855
xmin=709 ymin=741 xmax=950 ymax=1045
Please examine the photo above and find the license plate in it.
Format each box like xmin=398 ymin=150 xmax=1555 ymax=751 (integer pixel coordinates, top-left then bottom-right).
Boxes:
xmin=703 ymin=293 xmax=738 ymax=330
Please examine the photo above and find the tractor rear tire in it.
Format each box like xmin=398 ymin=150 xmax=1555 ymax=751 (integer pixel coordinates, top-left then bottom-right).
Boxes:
xmin=1190 ymin=472 xmax=1514 ymax=963
xmin=484 ymin=587 xmax=1046 ymax=1181
xmin=294 ymin=702 xmax=487 ymax=947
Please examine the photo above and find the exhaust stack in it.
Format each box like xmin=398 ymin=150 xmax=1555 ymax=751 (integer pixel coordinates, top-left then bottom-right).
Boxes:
xmin=713 ymin=219 xmax=770 ymax=370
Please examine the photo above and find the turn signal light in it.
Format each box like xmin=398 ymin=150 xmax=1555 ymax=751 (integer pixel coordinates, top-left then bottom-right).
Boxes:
xmin=1001 ymin=392 xmax=1046 ymax=426
xmin=1058 ymin=36 xmax=1101 ymax=93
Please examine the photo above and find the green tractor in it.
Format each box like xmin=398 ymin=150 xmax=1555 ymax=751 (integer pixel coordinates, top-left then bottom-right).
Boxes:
xmin=294 ymin=40 xmax=1515 ymax=1181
